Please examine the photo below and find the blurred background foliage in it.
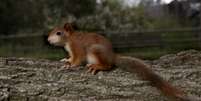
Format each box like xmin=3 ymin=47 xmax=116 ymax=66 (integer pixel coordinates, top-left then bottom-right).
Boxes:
xmin=1 ymin=0 xmax=199 ymax=34
xmin=0 ymin=0 xmax=200 ymax=59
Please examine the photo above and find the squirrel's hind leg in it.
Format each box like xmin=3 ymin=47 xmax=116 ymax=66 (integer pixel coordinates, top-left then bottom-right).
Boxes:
xmin=86 ymin=45 xmax=114 ymax=74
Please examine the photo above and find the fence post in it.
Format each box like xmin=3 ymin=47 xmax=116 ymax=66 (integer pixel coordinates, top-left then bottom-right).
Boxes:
xmin=200 ymin=7 xmax=201 ymax=48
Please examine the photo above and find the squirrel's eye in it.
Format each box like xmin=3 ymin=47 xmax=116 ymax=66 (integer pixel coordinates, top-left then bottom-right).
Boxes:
xmin=56 ymin=32 xmax=62 ymax=35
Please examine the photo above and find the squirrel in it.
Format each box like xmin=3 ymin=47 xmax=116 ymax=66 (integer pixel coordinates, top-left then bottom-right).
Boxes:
xmin=47 ymin=23 xmax=200 ymax=101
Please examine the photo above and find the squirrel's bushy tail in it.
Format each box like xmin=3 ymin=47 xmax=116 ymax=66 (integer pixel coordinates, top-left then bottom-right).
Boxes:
xmin=115 ymin=56 xmax=199 ymax=101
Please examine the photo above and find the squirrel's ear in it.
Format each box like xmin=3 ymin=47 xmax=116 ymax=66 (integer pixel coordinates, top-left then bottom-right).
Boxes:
xmin=64 ymin=23 xmax=74 ymax=32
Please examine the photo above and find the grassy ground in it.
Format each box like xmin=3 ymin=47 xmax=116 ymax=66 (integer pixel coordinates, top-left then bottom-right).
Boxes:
xmin=117 ymin=47 xmax=200 ymax=60
xmin=0 ymin=45 xmax=199 ymax=60
xmin=0 ymin=31 xmax=201 ymax=60
xmin=0 ymin=46 xmax=65 ymax=60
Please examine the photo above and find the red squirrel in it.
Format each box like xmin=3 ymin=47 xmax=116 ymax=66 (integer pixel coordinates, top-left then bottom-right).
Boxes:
xmin=47 ymin=23 xmax=199 ymax=101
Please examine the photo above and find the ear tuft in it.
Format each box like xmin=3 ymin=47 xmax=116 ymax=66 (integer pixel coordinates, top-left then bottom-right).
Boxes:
xmin=64 ymin=23 xmax=74 ymax=32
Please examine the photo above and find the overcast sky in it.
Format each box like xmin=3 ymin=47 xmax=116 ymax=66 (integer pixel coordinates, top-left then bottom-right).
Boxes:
xmin=163 ymin=0 xmax=174 ymax=3
xmin=125 ymin=0 xmax=174 ymax=6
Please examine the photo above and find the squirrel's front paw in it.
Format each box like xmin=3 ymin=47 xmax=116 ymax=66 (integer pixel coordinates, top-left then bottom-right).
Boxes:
xmin=60 ymin=58 xmax=68 ymax=62
xmin=61 ymin=62 xmax=71 ymax=69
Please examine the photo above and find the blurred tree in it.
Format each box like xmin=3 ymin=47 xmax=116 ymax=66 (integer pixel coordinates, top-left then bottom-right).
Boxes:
xmin=139 ymin=0 xmax=155 ymax=6
xmin=0 ymin=0 xmax=97 ymax=35
xmin=0 ymin=0 xmax=19 ymax=34
xmin=43 ymin=0 xmax=97 ymax=29
xmin=0 ymin=0 xmax=196 ymax=35
xmin=0 ymin=0 xmax=45 ymax=34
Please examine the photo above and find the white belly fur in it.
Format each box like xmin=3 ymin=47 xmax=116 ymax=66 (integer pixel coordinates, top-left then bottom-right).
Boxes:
xmin=87 ymin=54 xmax=97 ymax=64
xmin=64 ymin=43 xmax=73 ymax=57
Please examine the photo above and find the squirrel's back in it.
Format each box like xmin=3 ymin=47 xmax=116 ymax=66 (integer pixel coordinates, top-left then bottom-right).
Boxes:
xmin=72 ymin=32 xmax=113 ymax=51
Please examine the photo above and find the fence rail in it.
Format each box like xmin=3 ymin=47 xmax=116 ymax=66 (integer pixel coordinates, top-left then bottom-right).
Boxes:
xmin=0 ymin=27 xmax=201 ymax=38
xmin=0 ymin=28 xmax=201 ymax=49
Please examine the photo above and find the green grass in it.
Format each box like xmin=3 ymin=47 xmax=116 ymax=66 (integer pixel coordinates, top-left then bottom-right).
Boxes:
xmin=0 ymin=45 xmax=199 ymax=60
xmin=1 ymin=32 xmax=201 ymax=60
xmin=0 ymin=45 xmax=66 ymax=60
xmin=116 ymin=47 xmax=184 ymax=60
xmin=121 ymin=49 xmax=169 ymax=60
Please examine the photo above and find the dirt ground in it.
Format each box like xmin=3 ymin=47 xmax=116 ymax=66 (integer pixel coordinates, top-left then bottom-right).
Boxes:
xmin=0 ymin=50 xmax=201 ymax=101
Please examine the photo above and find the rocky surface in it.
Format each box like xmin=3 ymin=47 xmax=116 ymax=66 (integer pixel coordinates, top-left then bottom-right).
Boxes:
xmin=0 ymin=50 xmax=201 ymax=101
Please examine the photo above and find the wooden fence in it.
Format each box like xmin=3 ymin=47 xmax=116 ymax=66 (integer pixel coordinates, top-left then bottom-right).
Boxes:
xmin=101 ymin=28 xmax=201 ymax=49
xmin=0 ymin=27 xmax=201 ymax=50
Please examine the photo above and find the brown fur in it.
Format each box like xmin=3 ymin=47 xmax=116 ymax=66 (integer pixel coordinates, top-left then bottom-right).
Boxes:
xmin=47 ymin=23 xmax=199 ymax=101
xmin=115 ymin=56 xmax=189 ymax=101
